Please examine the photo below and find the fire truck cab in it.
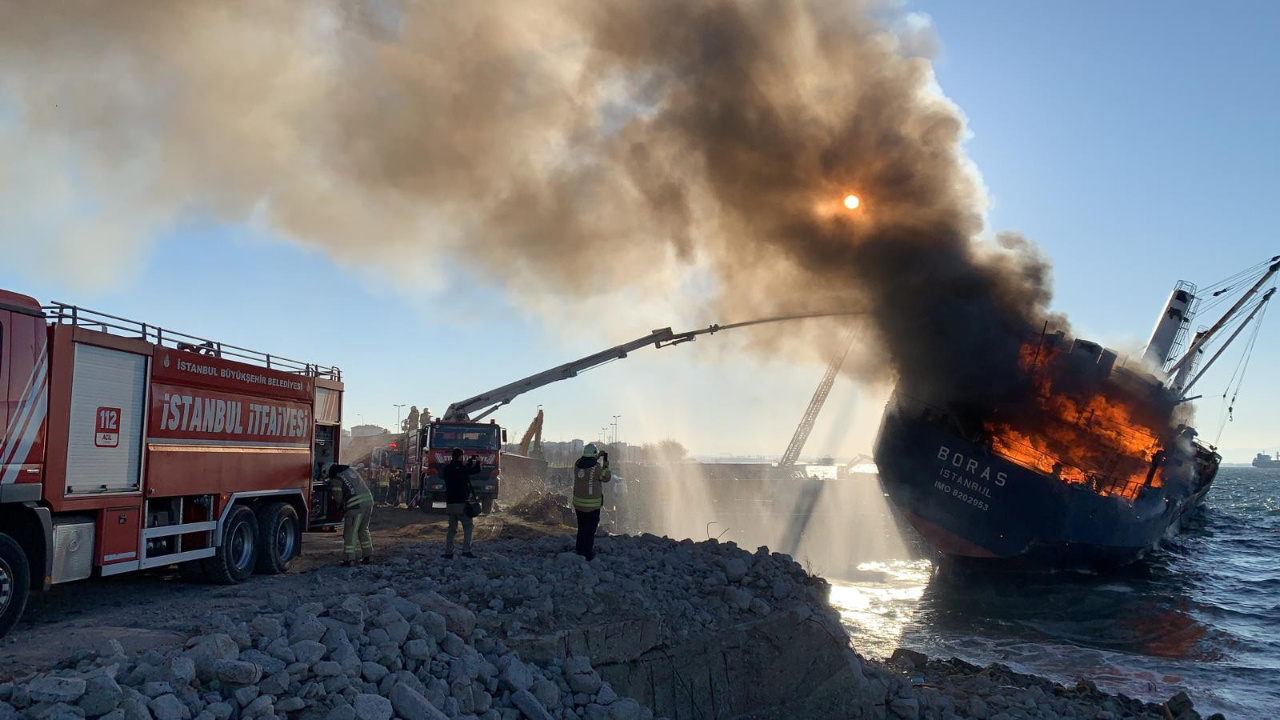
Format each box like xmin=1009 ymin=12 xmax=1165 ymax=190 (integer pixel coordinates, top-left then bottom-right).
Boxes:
xmin=0 ymin=292 xmax=344 ymax=637
xmin=417 ymin=420 xmax=505 ymax=514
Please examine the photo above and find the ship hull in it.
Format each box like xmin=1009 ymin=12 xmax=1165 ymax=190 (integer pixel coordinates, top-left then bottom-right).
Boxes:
xmin=873 ymin=396 xmax=1217 ymax=571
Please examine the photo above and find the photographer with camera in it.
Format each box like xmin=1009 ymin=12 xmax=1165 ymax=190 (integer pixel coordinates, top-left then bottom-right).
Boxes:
xmin=572 ymin=443 xmax=612 ymax=561
xmin=440 ymin=447 xmax=482 ymax=559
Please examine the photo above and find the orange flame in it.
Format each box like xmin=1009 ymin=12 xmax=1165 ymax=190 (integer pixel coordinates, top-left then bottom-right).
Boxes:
xmin=983 ymin=342 xmax=1165 ymax=502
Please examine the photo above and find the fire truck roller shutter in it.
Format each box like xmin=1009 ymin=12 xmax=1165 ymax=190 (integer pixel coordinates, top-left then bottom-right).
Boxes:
xmin=65 ymin=344 xmax=147 ymax=495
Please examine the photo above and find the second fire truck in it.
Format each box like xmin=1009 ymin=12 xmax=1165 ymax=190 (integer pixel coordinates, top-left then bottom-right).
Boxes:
xmin=0 ymin=292 xmax=344 ymax=637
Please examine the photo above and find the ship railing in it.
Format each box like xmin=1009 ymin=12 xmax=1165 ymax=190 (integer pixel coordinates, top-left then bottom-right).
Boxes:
xmin=43 ymin=302 xmax=342 ymax=381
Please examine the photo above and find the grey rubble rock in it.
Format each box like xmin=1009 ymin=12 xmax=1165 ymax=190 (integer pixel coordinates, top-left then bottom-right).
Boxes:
xmin=78 ymin=674 xmax=124 ymax=716
xmin=441 ymin=634 xmax=466 ymax=658
xmin=119 ymin=697 xmax=150 ymax=720
xmin=28 ymin=677 xmax=87 ymax=704
xmin=231 ymin=687 xmax=258 ymax=707
xmin=165 ymin=657 xmax=196 ymax=688
xmin=241 ymin=694 xmax=273 ymax=717
xmin=291 ymin=640 xmax=327 ymax=665
xmin=420 ymin=612 xmax=448 ymax=643
xmin=890 ymin=648 xmax=928 ymax=671
xmin=326 ymin=704 xmax=356 ymax=720
xmin=183 ymin=635 xmax=239 ymax=682
xmin=258 ymin=671 xmax=289 ymax=696
xmin=206 ymin=702 xmax=233 ymax=720
xmin=498 ymin=658 xmax=534 ymax=693
xmin=889 ymin=696 xmax=920 ymax=719
xmin=411 ymin=592 xmax=476 ymax=639
xmin=28 ymin=702 xmax=84 ymax=720
xmin=563 ymin=657 xmax=602 ymax=695
xmin=605 ymin=699 xmax=643 ymax=720
xmin=289 ymin=616 xmax=327 ymax=644
xmin=388 ymin=683 xmax=449 ymax=720
xmin=141 ymin=683 xmax=173 ymax=699
xmin=404 ymin=639 xmax=434 ymax=661
xmin=721 ymin=558 xmax=749 ymax=583
xmin=237 ymin=650 xmax=284 ymax=677
xmin=353 ymin=691 xmax=391 ymax=720
xmin=723 ymin=586 xmax=752 ymax=611
xmin=361 ymin=663 xmax=390 ymax=683
xmin=510 ymin=690 xmax=554 ymax=720
xmin=249 ymin=616 xmax=283 ymax=641
xmin=314 ymin=661 xmax=344 ymax=677
xmin=212 ymin=660 xmax=261 ymax=687
xmin=148 ymin=694 xmax=190 ymax=720
xmin=331 ymin=597 xmax=367 ymax=627
xmin=531 ymin=678 xmax=561 ymax=710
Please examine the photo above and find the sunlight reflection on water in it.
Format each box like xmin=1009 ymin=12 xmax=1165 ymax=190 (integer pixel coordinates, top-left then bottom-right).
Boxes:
xmin=826 ymin=559 xmax=932 ymax=658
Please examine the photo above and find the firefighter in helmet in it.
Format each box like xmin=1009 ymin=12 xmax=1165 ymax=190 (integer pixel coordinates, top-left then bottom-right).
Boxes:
xmin=572 ymin=443 xmax=611 ymax=560
xmin=328 ymin=463 xmax=375 ymax=566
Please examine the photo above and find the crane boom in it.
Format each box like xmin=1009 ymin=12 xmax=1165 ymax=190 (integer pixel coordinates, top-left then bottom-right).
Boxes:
xmin=777 ymin=329 xmax=856 ymax=472
xmin=442 ymin=311 xmax=857 ymax=421
xmin=1166 ymin=258 xmax=1279 ymax=378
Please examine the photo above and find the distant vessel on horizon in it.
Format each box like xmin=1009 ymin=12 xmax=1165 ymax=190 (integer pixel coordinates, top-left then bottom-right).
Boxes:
xmin=1252 ymin=452 xmax=1280 ymax=469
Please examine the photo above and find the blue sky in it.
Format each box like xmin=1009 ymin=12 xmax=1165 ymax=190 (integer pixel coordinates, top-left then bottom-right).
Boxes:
xmin=2 ymin=2 xmax=1277 ymax=462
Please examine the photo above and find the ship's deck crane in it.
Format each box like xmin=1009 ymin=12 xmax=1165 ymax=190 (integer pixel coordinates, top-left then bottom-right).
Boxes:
xmin=441 ymin=312 xmax=856 ymax=422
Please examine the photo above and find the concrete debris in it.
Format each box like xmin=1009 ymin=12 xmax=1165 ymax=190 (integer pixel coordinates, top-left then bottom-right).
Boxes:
xmin=1 ymin=533 xmax=1213 ymax=720
xmin=508 ymin=492 xmax=576 ymax=526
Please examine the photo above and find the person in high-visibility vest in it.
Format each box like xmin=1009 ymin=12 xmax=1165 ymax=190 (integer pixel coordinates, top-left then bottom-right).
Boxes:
xmin=572 ymin=443 xmax=611 ymax=560
xmin=328 ymin=463 xmax=375 ymax=566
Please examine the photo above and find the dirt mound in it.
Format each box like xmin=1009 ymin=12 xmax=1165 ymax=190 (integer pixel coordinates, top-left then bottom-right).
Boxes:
xmin=508 ymin=492 xmax=575 ymax=527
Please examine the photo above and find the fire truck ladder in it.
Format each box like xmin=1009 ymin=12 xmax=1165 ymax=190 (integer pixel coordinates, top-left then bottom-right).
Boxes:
xmin=776 ymin=328 xmax=857 ymax=476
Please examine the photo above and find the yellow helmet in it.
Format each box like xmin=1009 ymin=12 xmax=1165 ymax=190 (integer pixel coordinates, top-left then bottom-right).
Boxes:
xmin=582 ymin=443 xmax=599 ymax=459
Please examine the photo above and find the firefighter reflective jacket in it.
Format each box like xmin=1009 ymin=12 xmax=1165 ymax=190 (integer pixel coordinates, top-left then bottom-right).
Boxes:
xmin=572 ymin=457 xmax=612 ymax=511
xmin=332 ymin=467 xmax=374 ymax=510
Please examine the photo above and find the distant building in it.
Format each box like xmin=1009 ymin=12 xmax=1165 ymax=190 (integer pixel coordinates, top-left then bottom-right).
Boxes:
xmin=350 ymin=424 xmax=389 ymax=439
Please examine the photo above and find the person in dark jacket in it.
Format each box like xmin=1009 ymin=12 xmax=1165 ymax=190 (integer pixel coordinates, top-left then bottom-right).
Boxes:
xmin=327 ymin=463 xmax=375 ymax=566
xmin=440 ymin=447 xmax=481 ymax=559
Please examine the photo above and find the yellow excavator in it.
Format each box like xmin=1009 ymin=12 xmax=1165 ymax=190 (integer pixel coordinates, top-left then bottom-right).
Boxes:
xmin=517 ymin=409 xmax=544 ymax=458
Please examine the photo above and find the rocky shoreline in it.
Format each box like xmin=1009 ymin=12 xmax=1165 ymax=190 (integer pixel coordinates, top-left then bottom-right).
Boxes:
xmin=0 ymin=533 xmax=1220 ymax=720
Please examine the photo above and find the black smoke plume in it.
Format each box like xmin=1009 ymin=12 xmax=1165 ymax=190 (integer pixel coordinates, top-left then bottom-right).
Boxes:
xmin=0 ymin=0 xmax=1062 ymax=408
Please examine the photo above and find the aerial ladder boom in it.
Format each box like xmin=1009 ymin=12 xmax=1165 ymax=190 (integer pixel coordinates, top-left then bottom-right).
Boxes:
xmin=441 ymin=311 xmax=856 ymax=422
xmin=777 ymin=329 xmax=857 ymax=473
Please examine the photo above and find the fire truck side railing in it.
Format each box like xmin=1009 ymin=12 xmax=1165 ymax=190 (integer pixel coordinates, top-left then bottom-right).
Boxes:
xmin=43 ymin=302 xmax=342 ymax=381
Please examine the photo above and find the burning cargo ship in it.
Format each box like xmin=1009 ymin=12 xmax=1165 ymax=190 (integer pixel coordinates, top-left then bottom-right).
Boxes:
xmin=875 ymin=258 xmax=1278 ymax=569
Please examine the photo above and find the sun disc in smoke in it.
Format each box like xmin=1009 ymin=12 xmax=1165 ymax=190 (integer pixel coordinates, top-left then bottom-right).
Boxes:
xmin=843 ymin=194 xmax=861 ymax=210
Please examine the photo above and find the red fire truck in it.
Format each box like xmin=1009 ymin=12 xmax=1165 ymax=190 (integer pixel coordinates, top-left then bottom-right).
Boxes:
xmin=416 ymin=420 xmax=506 ymax=514
xmin=0 ymin=292 xmax=344 ymax=637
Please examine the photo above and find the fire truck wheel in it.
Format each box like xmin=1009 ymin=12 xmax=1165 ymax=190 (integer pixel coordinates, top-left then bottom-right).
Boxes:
xmin=255 ymin=502 xmax=300 ymax=575
xmin=0 ymin=533 xmax=31 ymax=638
xmin=205 ymin=505 xmax=258 ymax=585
